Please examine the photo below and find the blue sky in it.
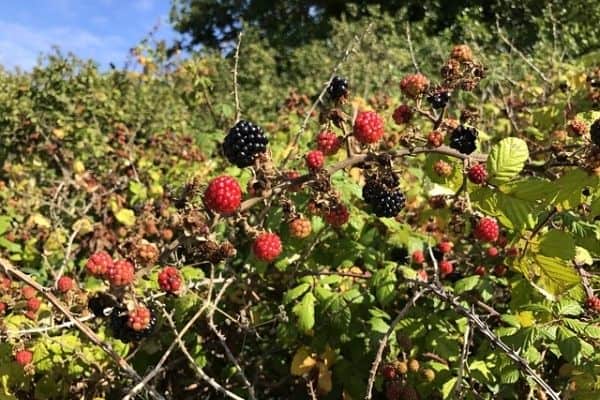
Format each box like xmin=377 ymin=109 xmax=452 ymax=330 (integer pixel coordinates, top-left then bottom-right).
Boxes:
xmin=0 ymin=0 xmax=181 ymax=71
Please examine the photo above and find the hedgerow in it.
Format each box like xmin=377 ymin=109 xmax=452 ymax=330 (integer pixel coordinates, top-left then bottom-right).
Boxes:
xmin=0 ymin=14 xmax=599 ymax=400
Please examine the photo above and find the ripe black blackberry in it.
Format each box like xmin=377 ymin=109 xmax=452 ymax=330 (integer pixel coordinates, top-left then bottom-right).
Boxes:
xmin=223 ymin=120 xmax=268 ymax=167
xmin=427 ymin=90 xmax=450 ymax=109
xmin=327 ymin=76 xmax=349 ymax=101
xmin=109 ymin=307 xmax=157 ymax=342
xmin=88 ymin=293 xmax=117 ymax=318
xmin=449 ymin=125 xmax=478 ymax=154
xmin=591 ymin=118 xmax=600 ymax=146
xmin=362 ymin=180 xmax=406 ymax=218
xmin=390 ymin=246 xmax=409 ymax=264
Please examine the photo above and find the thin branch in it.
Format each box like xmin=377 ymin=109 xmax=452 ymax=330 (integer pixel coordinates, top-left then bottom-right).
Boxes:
xmin=405 ymin=22 xmax=420 ymax=73
xmin=452 ymin=322 xmax=472 ymax=398
xmin=162 ymin=307 xmax=245 ymax=400
xmin=54 ymin=226 xmax=80 ymax=287
xmin=233 ymin=31 xmax=243 ymax=123
xmin=365 ymin=289 xmax=428 ymax=400
xmin=4 ymin=315 xmax=95 ymax=337
xmin=0 ymin=257 xmax=165 ymax=400
xmin=496 ymin=20 xmax=550 ymax=84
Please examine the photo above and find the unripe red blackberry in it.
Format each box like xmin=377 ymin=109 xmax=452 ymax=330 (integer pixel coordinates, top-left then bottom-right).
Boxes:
xmin=494 ymin=265 xmax=508 ymax=277
xmin=316 ymin=130 xmax=342 ymax=155
xmin=15 ymin=349 xmax=33 ymax=367
xmin=506 ymin=246 xmax=519 ymax=257
xmin=392 ymin=104 xmax=413 ymax=125
xmin=127 ymin=306 xmax=152 ymax=331
xmin=353 ymin=111 xmax=385 ymax=144
xmin=487 ymin=247 xmax=499 ymax=257
xmin=57 ymin=276 xmax=74 ymax=293
xmin=417 ymin=269 xmax=428 ymax=282
xmin=433 ymin=160 xmax=453 ymax=177
xmin=305 ymin=150 xmax=324 ymax=171
xmin=0 ymin=274 xmax=11 ymax=291
xmin=158 ymin=266 xmax=183 ymax=294
xmin=106 ymin=259 xmax=135 ymax=287
xmin=586 ymin=296 xmax=600 ymax=312
xmin=382 ymin=363 xmax=397 ymax=380
xmin=27 ymin=297 xmax=41 ymax=312
xmin=223 ymin=120 xmax=268 ymax=167
xmin=437 ymin=241 xmax=453 ymax=254
xmin=450 ymin=44 xmax=473 ymax=62
xmin=400 ymin=73 xmax=429 ymax=98
xmin=289 ymin=218 xmax=312 ymax=238
xmin=203 ymin=175 xmax=242 ymax=215
xmin=21 ymin=285 xmax=36 ymax=300
xmin=568 ymin=119 xmax=588 ymax=136
xmin=427 ymin=131 xmax=444 ymax=147
xmin=439 ymin=260 xmax=453 ymax=277
xmin=0 ymin=302 xmax=7 ymax=316
xmin=253 ymin=232 xmax=282 ymax=262
xmin=86 ymin=251 xmax=113 ymax=277
xmin=324 ymin=204 xmax=349 ymax=227
xmin=412 ymin=250 xmax=425 ymax=264
xmin=474 ymin=217 xmax=499 ymax=243
xmin=474 ymin=265 xmax=486 ymax=276
xmin=468 ymin=164 xmax=488 ymax=184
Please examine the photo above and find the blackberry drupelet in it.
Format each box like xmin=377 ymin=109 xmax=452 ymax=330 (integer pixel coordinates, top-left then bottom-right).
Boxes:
xmin=327 ymin=76 xmax=349 ymax=101
xmin=362 ymin=180 xmax=406 ymax=218
xmin=591 ymin=118 xmax=600 ymax=146
xmin=449 ymin=125 xmax=478 ymax=154
xmin=427 ymin=90 xmax=450 ymax=109
xmin=223 ymin=120 xmax=268 ymax=167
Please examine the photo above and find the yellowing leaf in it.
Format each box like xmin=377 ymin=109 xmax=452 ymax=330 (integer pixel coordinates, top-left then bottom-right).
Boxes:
xmin=321 ymin=345 xmax=336 ymax=367
xmin=29 ymin=213 xmax=51 ymax=229
xmin=517 ymin=311 xmax=536 ymax=327
xmin=52 ymin=128 xmax=65 ymax=139
xmin=317 ymin=362 xmax=333 ymax=394
xmin=114 ymin=208 xmax=136 ymax=227
xmin=290 ymin=346 xmax=317 ymax=376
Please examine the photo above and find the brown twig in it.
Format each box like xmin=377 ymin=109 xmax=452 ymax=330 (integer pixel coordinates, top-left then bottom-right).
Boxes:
xmin=365 ymin=289 xmax=428 ymax=399
xmin=233 ymin=31 xmax=243 ymax=123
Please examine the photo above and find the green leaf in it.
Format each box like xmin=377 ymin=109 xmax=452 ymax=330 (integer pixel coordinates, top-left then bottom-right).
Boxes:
xmin=552 ymin=169 xmax=599 ymax=211
xmin=0 ymin=216 xmax=12 ymax=236
xmin=293 ymin=292 xmax=315 ymax=333
xmin=454 ymin=275 xmax=480 ymax=294
xmin=538 ymin=230 xmax=575 ymax=260
xmin=471 ymin=187 xmax=538 ymax=230
xmin=372 ymin=264 xmax=397 ymax=306
xmin=284 ymin=283 xmax=310 ymax=305
xmin=514 ymin=254 xmax=581 ymax=298
xmin=114 ymin=208 xmax=136 ymax=226
xmin=441 ymin=377 xmax=457 ymax=399
xmin=557 ymin=326 xmax=581 ymax=362
xmin=487 ymin=137 xmax=529 ymax=184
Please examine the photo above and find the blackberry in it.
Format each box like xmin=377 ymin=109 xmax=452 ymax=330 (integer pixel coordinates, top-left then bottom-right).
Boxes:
xmin=110 ymin=307 xmax=157 ymax=342
xmin=390 ymin=246 xmax=409 ymax=264
xmin=362 ymin=181 xmax=406 ymax=218
xmin=223 ymin=120 xmax=268 ymax=167
xmin=449 ymin=125 xmax=478 ymax=154
xmin=591 ymin=118 xmax=600 ymax=146
xmin=427 ymin=90 xmax=450 ymax=109
xmin=88 ymin=293 xmax=117 ymax=317
xmin=327 ymin=76 xmax=349 ymax=101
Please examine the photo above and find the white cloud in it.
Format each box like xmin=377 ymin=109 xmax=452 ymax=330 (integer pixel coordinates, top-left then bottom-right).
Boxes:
xmin=0 ymin=20 xmax=127 ymax=70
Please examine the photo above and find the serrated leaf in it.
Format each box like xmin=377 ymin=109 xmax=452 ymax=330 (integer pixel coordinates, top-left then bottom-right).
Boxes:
xmin=284 ymin=283 xmax=310 ymax=305
xmin=293 ymin=292 xmax=315 ymax=333
xmin=487 ymin=137 xmax=529 ymax=184
xmin=454 ymin=275 xmax=480 ymax=294
xmin=552 ymin=169 xmax=599 ymax=211
xmin=372 ymin=264 xmax=397 ymax=306
xmin=471 ymin=187 xmax=538 ymax=231
xmin=538 ymin=230 xmax=575 ymax=260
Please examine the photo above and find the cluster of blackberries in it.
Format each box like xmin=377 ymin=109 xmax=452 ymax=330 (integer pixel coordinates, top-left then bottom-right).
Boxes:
xmin=362 ymin=178 xmax=406 ymax=218
xmin=426 ymin=90 xmax=451 ymax=109
xmin=223 ymin=120 xmax=268 ymax=167
xmin=327 ymin=76 xmax=349 ymax=101
xmin=449 ymin=125 xmax=478 ymax=154
xmin=88 ymin=293 xmax=157 ymax=342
